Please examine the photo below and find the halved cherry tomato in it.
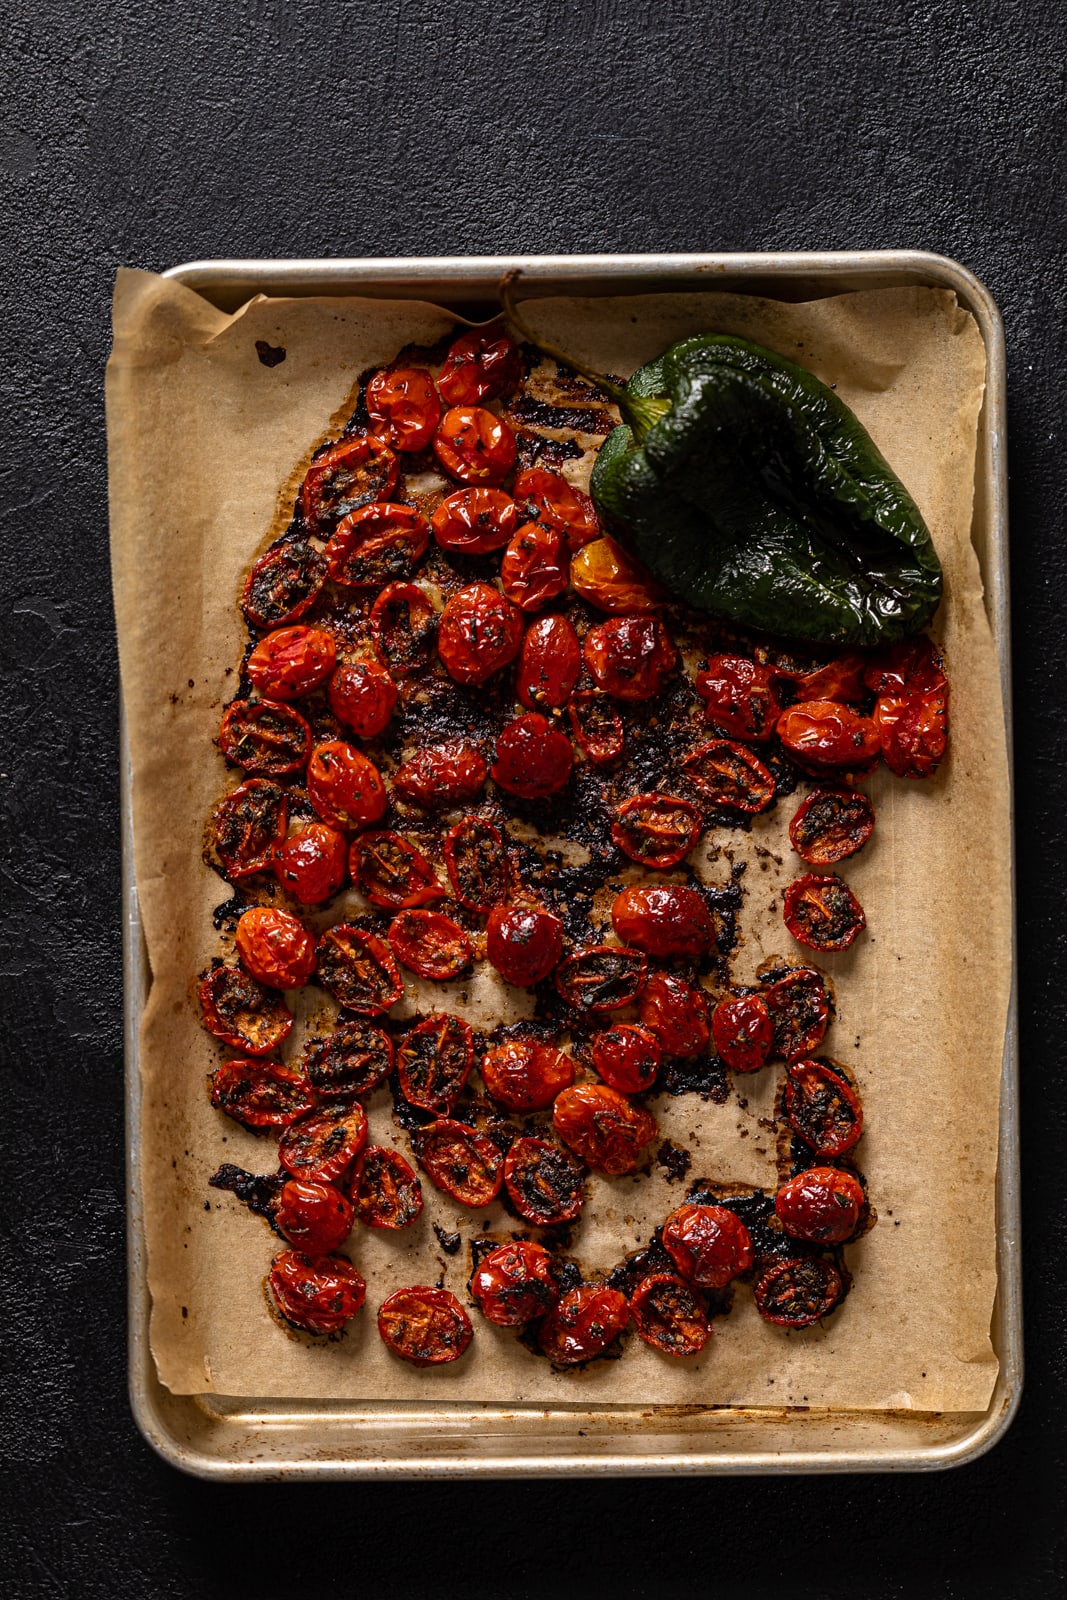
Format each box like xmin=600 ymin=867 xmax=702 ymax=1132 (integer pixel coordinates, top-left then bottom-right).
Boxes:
xmin=394 ymin=741 xmax=489 ymax=809
xmin=433 ymin=405 xmax=517 ymax=485
xmin=611 ymin=794 xmax=702 ymax=869
xmin=273 ymin=822 xmax=348 ymax=904
xmin=774 ymin=651 xmax=869 ymax=705
xmin=370 ymin=582 xmax=437 ymax=676
xmin=219 ymin=700 xmax=311 ymax=776
xmin=209 ymin=779 xmax=288 ymax=880
xmin=513 ymin=467 xmax=600 ymax=552
xmin=444 ymin=816 xmax=509 ymax=910
xmin=328 ymin=659 xmax=398 ymax=739
xmin=789 ymin=788 xmax=875 ymax=866
xmin=590 ymin=1024 xmax=661 ymax=1094
xmin=324 ymin=502 xmax=430 ymax=588
xmin=269 ymin=1250 xmax=367 ymax=1335
xmin=776 ymin=1166 xmax=865 ymax=1242
xmin=275 ymin=1179 xmax=354 ymax=1255
xmin=630 ymin=1273 xmax=711 ymax=1356
xmin=209 ymin=1057 xmax=315 ymax=1129
xmin=710 ymin=993 xmax=772 ymax=1073
xmin=863 ymin=634 xmax=946 ymax=697
xmin=307 ymin=741 xmax=387 ymax=829
xmin=503 ymin=1138 xmax=585 ymax=1226
xmin=278 ymin=1101 xmax=369 ymax=1183
xmin=680 ymin=740 xmax=774 ymax=811
xmin=430 ymin=487 xmax=518 ymax=554
xmin=695 ymin=655 xmax=782 ymax=742
xmin=552 ymin=1084 xmax=657 ymax=1176
xmin=241 ymin=539 xmax=328 ymax=629
xmin=485 ymin=906 xmax=563 ymax=987
xmin=537 ymin=1284 xmax=630 ymax=1364
xmin=377 ymin=1285 xmax=473 ymax=1365
xmin=784 ymin=1058 xmax=863 ymax=1157
xmin=396 ymin=1013 xmax=474 ymax=1114
xmin=754 ymin=1257 xmax=843 ymax=1328
xmin=611 ymin=885 xmax=713 ymax=961
xmin=437 ymin=582 xmax=524 ymax=686
xmin=555 ymin=945 xmax=648 ymax=1012
xmin=637 ymin=972 xmax=710 ymax=1059
xmin=480 ymin=1038 xmax=574 ymax=1111
xmin=568 ymin=691 xmax=624 ymax=765
xmin=348 ymin=1146 xmax=424 ymax=1229
xmin=500 ymin=522 xmax=569 ymax=611
xmin=876 ymin=686 xmax=949 ymax=779
xmin=662 ymin=1203 xmax=753 ymax=1288
xmin=516 ymin=613 xmax=582 ymax=711
xmin=303 ymin=1020 xmax=394 ymax=1098
xmin=246 ymin=626 xmax=337 ymax=700
xmin=388 ymin=910 xmax=472 ymax=980
xmin=470 ymin=1240 xmax=559 ymax=1325
xmin=235 ymin=906 xmax=317 ymax=988
xmin=438 ymin=325 xmax=522 ymax=406
xmin=777 ymin=700 xmax=881 ymax=770
xmin=300 ymin=434 xmax=399 ymax=531
xmin=583 ymin=615 xmax=677 ymax=701
xmin=761 ymin=967 xmax=834 ymax=1061
xmin=491 ymin=713 xmax=573 ymax=799
xmin=415 ymin=1118 xmax=504 ymax=1207
xmin=349 ymin=830 xmax=443 ymax=908
xmin=316 ymin=925 xmax=404 ymax=1014
xmin=365 ymin=367 xmax=441 ymax=452
xmin=199 ymin=965 xmax=293 ymax=1055
xmin=569 ymin=535 xmax=661 ymax=611
xmin=783 ymin=873 xmax=866 ymax=952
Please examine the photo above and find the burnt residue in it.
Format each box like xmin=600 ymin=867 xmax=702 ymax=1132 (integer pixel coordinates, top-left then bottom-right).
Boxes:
xmin=655 ymin=1140 xmax=693 ymax=1182
xmin=209 ymin=1164 xmax=285 ymax=1234
xmin=433 ymin=1224 xmax=462 ymax=1255
xmin=211 ymin=887 xmax=257 ymax=932
xmin=255 ymin=340 xmax=286 ymax=368
xmin=503 ymin=394 xmax=616 ymax=435
xmin=661 ymin=1055 xmax=729 ymax=1101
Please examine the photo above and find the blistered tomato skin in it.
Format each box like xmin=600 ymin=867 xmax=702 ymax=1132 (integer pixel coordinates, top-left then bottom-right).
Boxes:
xmin=789 ymin=788 xmax=875 ymax=866
xmin=209 ymin=1057 xmax=316 ymax=1129
xmin=662 ymin=1203 xmax=754 ymax=1288
xmin=269 ymin=1251 xmax=367 ymax=1336
xmin=537 ymin=1284 xmax=630 ymax=1365
xmin=387 ymin=910 xmax=472 ymax=981
xmin=199 ymin=965 xmax=293 ymax=1055
xmin=611 ymin=794 xmax=702 ymax=869
xmin=876 ymin=686 xmax=949 ymax=779
xmin=235 ymin=906 xmax=317 ymax=988
xmin=696 ymin=654 xmax=782 ymax=741
xmin=431 ymin=488 xmax=518 ymax=554
xmin=513 ymin=467 xmax=600 ymax=551
xmin=863 ymin=634 xmax=946 ymax=697
xmin=433 ymin=405 xmax=517 ymax=486
xmin=583 ymin=615 xmax=678 ymax=701
xmin=209 ymin=779 xmax=288 ymax=881
xmin=377 ymin=1286 xmax=473 ymax=1366
xmin=762 ymin=967 xmax=834 ymax=1061
xmin=569 ymin=535 xmax=661 ymax=611
xmin=630 ymin=1273 xmax=712 ymax=1356
xmin=590 ymin=1025 xmax=661 ymax=1094
xmin=394 ymin=741 xmax=488 ymax=810
xmin=485 ymin=906 xmax=563 ymax=987
xmin=275 ymin=1179 xmax=354 ymax=1255
xmin=438 ymin=326 xmax=522 ymax=406
xmin=638 ymin=972 xmax=710 ymax=1059
xmin=365 ymin=367 xmax=441 ymax=451
xmin=783 ymin=873 xmax=866 ymax=952
xmin=610 ymin=885 xmax=714 ymax=961
xmin=775 ymin=1166 xmax=866 ymax=1242
xmin=437 ymin=583 xmax=524 ymax=686
xmin=777 ymin=700 xmax=882 ymax=769
xmin=776 ymin=651 xmax=869 ymax=705
xmin=500 ymin=522 xmax=570 ymax=611
xmin=552 ymin=1084 xmax=658 ymax=1176
xmin=247 ymin=626 xmax=337 ymax=700
xmin=278 ymin=1102 xmax=369 ymax=1184
xmin=711 ymin=993 xmax=773 ymax=1073
xmin=349 ymin=1147 xmax=424 ymax=1230
xmin=503 ymin=1138 xmax=585 ymax=1225
xmin=370 ymin=582 xmax=437 ymax=677
xmin=517 ymin=614 xmax=582 ymax=711
xmin=219 ymin=700 xmax=312 ymax=776
xmin=480 ymin=1038 xmax=574 ymax=1111
xmin=470 ymin=1240 xmax=559 ymax=1326
xmin=273 ymin=823 xmax=348 ymax=904
xmin=491 ymin=713 xmax=574 ymax=800
xmin=307 ymin=741 xmax=388 ymax=830
xmin=300 ymin=435 xmax=398 ymax=532
xmin=415 ymin=1119 xmax=504 ymax=1207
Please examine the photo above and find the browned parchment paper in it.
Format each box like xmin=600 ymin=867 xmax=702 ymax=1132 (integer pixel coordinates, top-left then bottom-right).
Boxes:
xmin=108 ymin=269 xmax=1007 ymax=1410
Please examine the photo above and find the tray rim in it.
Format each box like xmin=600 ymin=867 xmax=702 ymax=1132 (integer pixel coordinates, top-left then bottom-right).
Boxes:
xmin=123 ymin=248 xmax=1019 ymax=1478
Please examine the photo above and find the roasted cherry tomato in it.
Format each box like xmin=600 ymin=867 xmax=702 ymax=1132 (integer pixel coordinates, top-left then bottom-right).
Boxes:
xmin=275 ymin=1178 xmax=354 ymax=1255
xmin=365 ymin=367 xmax=441 ymax=452
xmin=370 ymin=582 xmax=437 ymax=676
xmin=777 ymin=700 xmax=881 ymax=770
xmin=444 ymin=816 xmax=509 ymax=910
xmin=500 ymin=522 xmax=570 ymax=611
xmin=537 ymin=1284 xmax=630 ymax=1365
xmin=485 ymin=906 xmax=563 ymax=987
xmin=328 ymin=658 xmax=398 ymax=739
xmin=377 ymin=1285 xmax=473 ymax=1366
xmin=552 ymin=1084 xmax=657 ymax=1176
xmin=394 ymin=741 xmax=489 ymax=810
xmin=710 ymin=993 xmax=772 ymax=1073
xmin=696 ymin=654 xmax=782 ymax=741
xmin=680 ymin=739 xmax=774 ymax=811
xmin=430 ymin=487 xmax=518 ymax=554
xmin=590 ymin=1024 xmax=661 ymax=1094
xmin=433 ymin=405 xmax=517 ymax=485
xmin=348 ymin=1146 xmax=423 ymax=1229
xmin=324 ymin=502 xmax=430 ymax=588
xmin=269 ymin=1250 xmax=367 ymax=1335
xmin=783 ymin=873 xmax=866 ymax=952
xmin=862 ymin=634 xmax=946 ymax=697
xmin=754 ymin=1257 xmax=843 ymax=1328
xmin=241 ymin=539 xmax=328 ymax=629
xmin=480 ymin=1038 xmax=574 ymax=1111
xmin=246 ymin=626 xmax=337 ymax=700
xmin=569 ymin=534 xmax=661 ymax=611
xmin=209 ymin=778 xmax=288 ymax=881
xmin=388 ymin=909 xmax=472 ymax=980
xmin=876 ymin=686 xmax=949 ymax=779
xmin=784 ymin=1058 xmax=863 ymax=1157
xmin=470 ymin=1239 xmax=559 ymax=1325
xmin=568 ymin=691 xmax=624 ymax=765
xmin=503 ymin=1138 xmax=585 ymax=1225
xmin=789 ymin=788 xmax=875 ymax=866
xmin=583 ymin=615 xmax=677 ymax=701
xmin=611 ymin=884 xmax=714 ymax=961
xmin=278 ymin=1101 xmax=369 ymax=1183
xmin=316 ymin=925 xmax=404 ymax=1014
xmin=396 ymin=1013 xmax=474 ymax=1114
xmin=630 ymin=1273 xmax=711 ymax=1357
xmin=611 ymin=793 xmax=702 ymax=869
xmin=516 ymin=613 xmax=582 ymax=711
xmin=235 ymin=906 xmax=317 ymax=988
xmin=662 ymin=1203 xmax=753 ymax=1288
xmin=775 ymin=1166 xmax=866 ymax=1242
xmin=199 ymin=965 xmax=293 ymax=1055
xmin=273 ymin=822 xmax=348 ymax=904
xmin=761 ymin=967 xmax=833 ymax=1061
xmin=513 ymin=467 xmax=600 ymax=552
xmin=437 ymin=582 xmax=524 ymax=686
xmin=349 ymin=830 xmax=443 ymax=908
xmin=219 ymin=699 xmax=311 ymax=776
xmin=555 ymin=945 xmax=648 ymax=1012
xmin=307 ymin=740 xmax=388 ymax=830
xmin=491 ymin=713 xmax=574 ymax=800
xmin=415 ymin=1118 xmax=504 ymax=1207
xmin=303 ymin=1020 xmax=395 ymax=1098
xmin=637 ymin=972 xmax=710 ymax=1058
xmin=300 ymin=435 xmax=399 ymax=531
xmin=209 ymin=1057 xmax=316 ymax=1129
xmin=438 ymin=325 xmax=522 ymax=406
xmin=773 ymin=650 xmax=869 ymax=705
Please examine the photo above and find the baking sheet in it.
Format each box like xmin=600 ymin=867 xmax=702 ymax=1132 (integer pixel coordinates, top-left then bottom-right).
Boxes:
xmin=108 ymin=269 xmax=1008 ymax=1413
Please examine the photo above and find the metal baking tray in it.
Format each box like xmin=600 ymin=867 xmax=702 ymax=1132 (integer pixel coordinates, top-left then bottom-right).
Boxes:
xmin=125 ymin=251 xmax=1019 ymax=1477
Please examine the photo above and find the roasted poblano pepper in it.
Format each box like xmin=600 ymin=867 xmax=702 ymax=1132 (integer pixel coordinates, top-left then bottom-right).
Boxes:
xmin=503 ymin=282 xmax=942 ymax=646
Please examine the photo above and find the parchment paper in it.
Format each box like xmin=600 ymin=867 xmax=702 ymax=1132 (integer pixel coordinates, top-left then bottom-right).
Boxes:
xmin=108 ymin=269 xmax=1008 ymax=1410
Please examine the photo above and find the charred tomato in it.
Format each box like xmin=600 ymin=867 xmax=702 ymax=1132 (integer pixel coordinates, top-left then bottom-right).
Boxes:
xmin=324 ymin=502 xmax=430 ymax=588
xmin=568 ymin=691 xmax=624 ymax=765
xmin=414 ymin=1118 xmax=504 ymax=1207
xmin=444 ymin=816 xmax=509 ymax=911
xmin=349 ymin=1146 xmax=424 ymax=1229
xmin=555 ymin=945 xmax=648 ymax=1012
xmin=209 ymin=1057 xmax=316 ymax=1129
xmin=513 ymin=467 xmax=600 ymax=552
xmin=269 ymin=1251 xmax=367 ymax=1335
xmin=761 ymin=967 xmax=834 ymax=1061
xmin=370 ymin=582 xmax=437 ymax=676
xmin=552 ymin=1084 xmax=657 ymax=1176
xmin=219 ymin=700 xmax=311 ymax=776
xmin=396 ymin=1013 xmax=474 ymax=1114
xmin=784 ymin=1058 xmax=864 ymax=1158
xmin=537 ymin=1284 xmax=630 ymax=1365
xmin=789 ymin=788 xmax=875 ymax=866
xmin=377 ymin=1285 xmax=473 ymax=1365
xmin=775 ymin=1166 xmax=866 ymax=1243
xmin=783 ymin=873 xmax=866 ymax=952
xmin=349 ymin=830 xmax=443 ymax=908
xmin=583 ymin=615 xmax=677 ymax=701
xmin=480 ymin=1038 xmax=574 ymax=1111
xmin=246 ymin=626 xmax=337 ymax=700
xmin=303 ymin=1020 xmax=395 ymax=1098
xmin=503 ymin=1137 xmax=585 ymax=1225
xmin=300 ymin=435 xmax=398 ymax=531
xmin=209 ymin=778 xmax=288 ymax=881
xmin=437 ymin=582 xmax=524 ymax=686
xmin=307 ymin=741 xmax=388 ymax=830
xmin=611 ymin=794 xmax=702 ymax=869
xmin=876 ymin=686 xmax=949 ymax=779
xmin=316 ymin=925 xmax=404 ymax=1014
xmin=241 ymin=539 xmax=328 ymax=630
xmin=680 ymin=739 xmax=774 ymax=812
xmin=278 ymin=1101 xmax=369 ymax=1183
xmin=491 ymin=713 xmax=574 ymax=800
xmin=754 ymin=1257 xmax=843 ymax=1328
xmin=387 ymin=910 xmax=472 ymax=980
xmin=199 ymin=965 xmax=293 ymax=1055
xmin=499 ymin=522 xmax=570 ymax=611
xmin=630 ymin=1273 xmax=712 ymax=1357
xmin=433 ymin=404 xmax=517 ymax=485
xmin=470 ymin=1239 xmax=559 ymax=1325
xmin=695 ymin=654 xmax=782 ymax=741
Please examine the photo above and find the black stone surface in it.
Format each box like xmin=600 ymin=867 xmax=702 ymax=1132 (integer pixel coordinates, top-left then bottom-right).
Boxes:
xmin=2 ymin=2 xmax=1064 ymax=1594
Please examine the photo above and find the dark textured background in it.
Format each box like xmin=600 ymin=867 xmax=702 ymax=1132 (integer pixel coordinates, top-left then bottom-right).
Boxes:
xmin=2 ymin=1 xmax=1064 ymax=1594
